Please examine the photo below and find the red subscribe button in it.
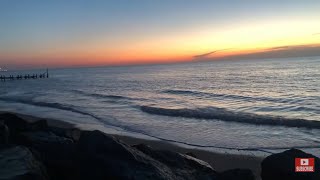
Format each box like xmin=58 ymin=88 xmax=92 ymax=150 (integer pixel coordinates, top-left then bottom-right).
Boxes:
xmin=295 ymin=158 xmax=315 ymax=172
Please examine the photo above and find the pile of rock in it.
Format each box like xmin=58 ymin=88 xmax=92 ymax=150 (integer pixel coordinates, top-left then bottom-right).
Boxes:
xmin=261 ymin=148 xmax=320 ymax=180
xmin=0 ymin=112 xmax=319 ymax=180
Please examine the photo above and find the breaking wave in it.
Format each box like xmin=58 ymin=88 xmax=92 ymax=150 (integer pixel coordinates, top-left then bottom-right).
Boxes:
xmin=163 ymin=89 xmax=304 ymax=104
xmin=1 ymin=97 xmax=319 ymax=153
xmin=0 ymin=97 xmax=101 ymax=120
xmin=71 ymin=90 xmax=128 ymax=100
xmin=140 ymin=105 xmax=320 ymax=129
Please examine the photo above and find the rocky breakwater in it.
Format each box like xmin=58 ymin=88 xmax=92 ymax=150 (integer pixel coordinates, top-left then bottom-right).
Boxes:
xmin=0 ymin=112 xmax=319 ymax=180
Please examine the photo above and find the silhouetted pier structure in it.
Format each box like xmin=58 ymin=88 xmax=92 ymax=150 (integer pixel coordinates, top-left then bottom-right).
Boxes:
xmin=0 ymin=69 xmax=49 ymax=82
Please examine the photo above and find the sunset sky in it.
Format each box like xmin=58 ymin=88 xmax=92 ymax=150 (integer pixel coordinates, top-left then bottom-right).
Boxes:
xmin=1 ymin=0 xmax=320 ymax=69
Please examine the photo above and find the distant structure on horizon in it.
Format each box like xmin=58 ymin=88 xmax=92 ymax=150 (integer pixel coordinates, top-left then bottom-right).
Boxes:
xmin=0 ymin=68 xmax=49 ymax=82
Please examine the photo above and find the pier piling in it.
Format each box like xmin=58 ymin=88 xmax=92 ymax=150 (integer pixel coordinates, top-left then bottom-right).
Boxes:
xmin=0 ymin=69 xmax=49 ymax=82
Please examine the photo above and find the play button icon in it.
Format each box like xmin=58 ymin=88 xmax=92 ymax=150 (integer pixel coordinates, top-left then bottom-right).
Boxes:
xmin=300 ymin=159 xmax=309 ymax=166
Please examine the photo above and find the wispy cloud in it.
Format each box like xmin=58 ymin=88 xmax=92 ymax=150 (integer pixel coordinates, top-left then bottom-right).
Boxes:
xmin=193 ymin=48 xmax=232 ymax=59
xmin=266 ymin=44 xmax=320 ymax=52
xmin=313 ymin=33 xmax=320 ymax=35
xmin=210 ymin=44 xmax=320 ymax=61
xmin=267 ymin=46 xmax=291 ymax=50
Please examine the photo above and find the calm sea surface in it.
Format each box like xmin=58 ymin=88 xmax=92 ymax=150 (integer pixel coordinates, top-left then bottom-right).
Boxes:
xmin=1 ymin=57 xmax=319 ymax=155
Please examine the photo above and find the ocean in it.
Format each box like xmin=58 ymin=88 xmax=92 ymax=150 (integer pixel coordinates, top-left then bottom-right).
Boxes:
xmin=0 ymin=57 xmax=319 ymax=156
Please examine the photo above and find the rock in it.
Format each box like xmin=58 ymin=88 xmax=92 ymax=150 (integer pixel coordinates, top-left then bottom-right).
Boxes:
xmin=49 ymin=127 xmax=81 ymax=141
xmin=133 ymin=143 xmax=216 ymax=179
xmin=19 ymin=131 xmax=75 ymax=180
xmin=0 ymin=146 xmax=48 ymax=180
xmin=76 ymin=130 xmax=217 ymax=180
xmin=27 ymin=119 xmax=48 ymax=131
xmin=261 ymin=148 xmax=320 ymax=180
xmin=0 ymin=113 xmax=49 ymax=144
xmin=76 ymin=130 xmax=171 ymax=180
xmin=65 ymin=128 xmax=82 ymax=141
xmin=20 ymin=131 xmax=73 ymax=146
xmin=0 ymin=113 xmax=48 ymax=132
xmin=185 ymin=151 xmax=197 ymax=158
xmin=0 ymin=113 xmax=28 ymax=135
xmin=47 ymin=126 xmax=66 ymax=137
xmin=0 ymin=121 xmax=9 ymax=144
xmin=218 ymin=169 xmax=255 ymax=180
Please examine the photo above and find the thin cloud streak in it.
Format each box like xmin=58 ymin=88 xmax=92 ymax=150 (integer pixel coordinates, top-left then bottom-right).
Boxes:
xmin=193 ymin=48 xmax=232 ymax=59
xmin=267 ymin=46 xmax=291 ymax=50
xmin=206 ymin=44 xmax=320 ymax=61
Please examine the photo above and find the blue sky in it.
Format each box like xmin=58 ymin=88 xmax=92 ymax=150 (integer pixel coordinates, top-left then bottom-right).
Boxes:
xmin=1 ymin=0 xmax=320 ymax=68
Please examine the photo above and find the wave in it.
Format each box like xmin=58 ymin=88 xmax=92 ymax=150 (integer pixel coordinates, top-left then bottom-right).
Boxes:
xmin=140 ymin=105 xmax=320 ymax=129
xmin=71 ymin=90 xmax=128 ymax=100
xmin=163 ymin=89 xmax=303 ymax=104
xmin=1 ymin=97 xmax=319 ymax=153
xmin=0 ymin=97 xmax=101 ymax=120
xmin=0 ymin=96 xmax=137 ymax=135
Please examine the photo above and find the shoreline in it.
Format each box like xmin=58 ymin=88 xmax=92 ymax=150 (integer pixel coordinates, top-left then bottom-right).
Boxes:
xmin=1 ymin=111 xmax=264 ymax=179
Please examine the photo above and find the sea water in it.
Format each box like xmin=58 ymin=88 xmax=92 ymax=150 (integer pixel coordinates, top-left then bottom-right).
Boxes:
xmin=0 ymin=57 xmax=319 ymax=156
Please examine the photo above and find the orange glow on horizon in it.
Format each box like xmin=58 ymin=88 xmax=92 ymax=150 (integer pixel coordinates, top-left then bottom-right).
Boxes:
xmin=1 ymin=16 xmax=320 ymax=68
xmin=2 ymin=43 xmax=320 ymax=68
xmin=2 ymin=42 xmax=320 ymax=68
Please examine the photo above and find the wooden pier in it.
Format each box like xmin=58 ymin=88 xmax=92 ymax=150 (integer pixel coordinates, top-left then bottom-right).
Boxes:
xmin=0 ymin=69 xmax=49 ymax=82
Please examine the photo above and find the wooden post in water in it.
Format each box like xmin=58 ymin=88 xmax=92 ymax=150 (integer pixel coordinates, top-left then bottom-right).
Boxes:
xmin=0 ymin=68 xmax=49 ymax=82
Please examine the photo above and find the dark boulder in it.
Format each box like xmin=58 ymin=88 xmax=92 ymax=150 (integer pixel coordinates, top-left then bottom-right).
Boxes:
xmin=0 ymin=113 xmax=28 ymax=135
xmin=0 ymin=121 xmax=9 ymax=144
xmin=185 ymin=151 xmax=197 ymax=158
xmin=49 ymin=127 xmax=81 ymax=141
xmin=19 ymin=131 xmax=73 ymax=146
xmin=76 ymin=130 xmax=218 ymax=180
xmin=27 ymin=119 xmax=48 ymax=131
xmin=65 ymin=128 xmax=82 ymax=141
xmin=19 ymin=131 xmax=75 ymax=180
xmin=0 ymin=113 xmax=48 ymax=132
xmin=218 ymin=168 xmax=255 ymax=180
xmin=133 ymin=143 xmax=217 ymax=179
xmin=0 ymin=146 xmax=48 ymax=180
xmin=261 ymin=148 xmax=320 ymax=180
xmin=0 ymin=113 xmax=49 ymax=144
xmin=76 ymin=130 xmax=173 ymax=180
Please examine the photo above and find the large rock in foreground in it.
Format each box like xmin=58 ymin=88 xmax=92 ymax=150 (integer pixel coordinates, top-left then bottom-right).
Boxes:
xmin=0 ymin=146 xmax=48 ymax=180
xmin=18 ymin=131 xmax=76 ymax=180
xmin=1 ymin=113 xmax=47 ymax=133
xmin=133 ymin=143 xmax=217 ymax=179
xmin=217 ymin=168 xmax=255 ymax=180
xmin=76 ymin=130 xmax=218 ymax=180
xmin=261 ymin=148 xmax=320 ymax=180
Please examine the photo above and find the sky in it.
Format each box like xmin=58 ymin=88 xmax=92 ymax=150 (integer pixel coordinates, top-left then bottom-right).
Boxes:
xmin=0 ymin=0 xmax=320 ymax=69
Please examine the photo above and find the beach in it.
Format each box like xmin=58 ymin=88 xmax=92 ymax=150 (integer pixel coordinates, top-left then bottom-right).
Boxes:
xmin=2 ymin=1 xmax=320 ymax=179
